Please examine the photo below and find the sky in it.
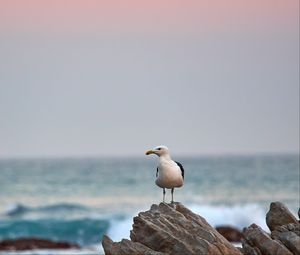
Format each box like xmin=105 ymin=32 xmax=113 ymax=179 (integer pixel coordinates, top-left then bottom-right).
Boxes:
xmin=0 ymin=0 xmax=299 ymax=157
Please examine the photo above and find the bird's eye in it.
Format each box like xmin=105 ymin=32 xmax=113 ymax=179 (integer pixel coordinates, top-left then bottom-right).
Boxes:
xmin=157 ymin=148 xmax=161 ymax=150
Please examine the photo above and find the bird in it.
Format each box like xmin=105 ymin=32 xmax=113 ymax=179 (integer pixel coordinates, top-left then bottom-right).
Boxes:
xmin=145 ymin=145 xmax=184 ymax=203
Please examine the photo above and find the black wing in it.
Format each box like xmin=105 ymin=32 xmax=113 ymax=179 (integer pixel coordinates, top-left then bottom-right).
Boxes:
xmin=175 ymin=161 xmax=184 ymax=179
xmin=156 ymin=167 xmax=158 ymax=178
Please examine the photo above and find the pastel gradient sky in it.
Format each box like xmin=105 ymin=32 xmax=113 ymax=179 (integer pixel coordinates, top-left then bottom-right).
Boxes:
xmin=0 ymin=1 xmax=298 ymax=34
xmin=0 ymin=1 xmax=299 ymax=157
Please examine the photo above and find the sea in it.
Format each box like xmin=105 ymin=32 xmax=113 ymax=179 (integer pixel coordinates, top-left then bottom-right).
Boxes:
xmin=0 ymin=154 xmax=299 ymax=255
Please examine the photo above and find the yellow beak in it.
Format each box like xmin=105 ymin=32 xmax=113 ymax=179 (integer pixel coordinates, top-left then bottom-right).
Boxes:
xmin=145 ymin=150 xmax=155 ymax=155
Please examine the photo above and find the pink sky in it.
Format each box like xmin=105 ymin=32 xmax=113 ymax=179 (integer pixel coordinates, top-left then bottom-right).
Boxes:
xmin=0 ymin=0 xmax=298 ymax=34
xmin=0 ymin=1 xmax=299 ymax=157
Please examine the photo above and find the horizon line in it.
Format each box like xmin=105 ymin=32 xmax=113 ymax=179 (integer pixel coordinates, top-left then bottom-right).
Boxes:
xmin=0 ymin=151 xmax=299 ymax=160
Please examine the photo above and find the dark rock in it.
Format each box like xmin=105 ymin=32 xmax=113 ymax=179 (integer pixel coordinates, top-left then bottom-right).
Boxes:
xmin=242 ymin=202 xmax=300 ymax=255
xmin=216 ymin=226 xmax=243 ymax=242
xmin=0 ymin=238 xmax=80 ymax=251
xmin=103 ymin=202 xmax=242 ymax=255
xmin=272 ymin=223 xmax=300 ymax=255
xmin=241 ymin=240 xmax=262 ymax=255
xmin=266 ymin=202 xmax=298 ymax=231
xmin=102 ymin=235 xmax=165 ymax=255
xmin=242 ymin=223 xmax=293 ymax=255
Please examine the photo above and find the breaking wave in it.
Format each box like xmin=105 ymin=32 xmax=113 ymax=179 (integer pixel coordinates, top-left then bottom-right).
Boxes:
xmin=0 ymin=202 xmax=269 ymax=245
xmin=4 ymin=203 xmax=88 ymax=217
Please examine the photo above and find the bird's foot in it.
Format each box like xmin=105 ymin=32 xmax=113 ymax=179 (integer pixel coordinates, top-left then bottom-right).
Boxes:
xmin=168 ymin=201 xmax=177 ymax=209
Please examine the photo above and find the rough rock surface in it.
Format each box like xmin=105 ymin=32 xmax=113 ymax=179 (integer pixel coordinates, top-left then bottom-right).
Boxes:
xmin=242 ymin=202 xmax=300 ymax=255
xmin=242 ymin=224 xmax=293 ymax=255
xmin=216 ymin=226 xmax=243 ymax=242
xmin=102 ymin=202 xmax=242 ymax=255
xmin=102 ymin=235 xmax=165 ymax=255
xmin=0 ymin=238 xmax=80 ymax=251
xmin=271 ymin=224 xmax=300 ymax=255
xmin=103 ymin=201 xmax=299 ymax=255
xmin=266 ymin=202 xmax=298 ymax=231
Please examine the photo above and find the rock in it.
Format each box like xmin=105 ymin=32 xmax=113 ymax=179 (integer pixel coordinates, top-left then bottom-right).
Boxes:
xmin=103 ymin=202 xmax=242 ymax=255
xmin=103 ymin=201 xmax=300 ymax=255
xmin=131 ymin=203 xmax=242 ymax=255
xmin=0 ymin=238 xmax=80 ymax=251
xmin=266 ymin=202 xmax=298 ymax=231
xmin=242 ymin=202 xmax=300 ymax=255
xmin=242 ymin=223 xmax=293 ymax=255
xmin=272 ymin=223 xmax=300 ymax=255
xmin=102 ymin=235 xmax=165 ymax=255
xmin=216 ymin=226 xmax=243 ymax=242
xmin=241 ymin=240 xmax=262 ymax=255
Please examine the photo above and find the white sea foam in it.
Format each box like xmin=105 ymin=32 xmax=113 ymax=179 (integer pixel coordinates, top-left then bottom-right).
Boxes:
xmin=107 ymin=217 xmax=134 ymax=241
xmin=188 ymin=203 xmax=268 ymax=231
xmin=107 ymin=203 xmax=268 ymax=242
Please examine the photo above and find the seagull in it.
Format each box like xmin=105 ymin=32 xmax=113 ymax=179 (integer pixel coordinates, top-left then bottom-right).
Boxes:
xmin=145 ymin=145 xmax=184 ymax=203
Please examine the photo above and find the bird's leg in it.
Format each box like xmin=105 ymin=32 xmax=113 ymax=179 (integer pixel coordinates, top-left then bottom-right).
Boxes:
xmin=171 ymin=188 xmax=174 ymax=203
xmin=163 ymin=188 xmax=166 ymax=203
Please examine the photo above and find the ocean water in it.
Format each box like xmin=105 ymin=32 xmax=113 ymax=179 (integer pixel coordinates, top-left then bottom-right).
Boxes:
xmin=0 ymin=155 xmax=299 ymax=254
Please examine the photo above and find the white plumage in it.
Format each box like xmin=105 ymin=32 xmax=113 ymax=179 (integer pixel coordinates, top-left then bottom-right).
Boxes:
xmin=146 ymin=145 xmax=184 ymax=203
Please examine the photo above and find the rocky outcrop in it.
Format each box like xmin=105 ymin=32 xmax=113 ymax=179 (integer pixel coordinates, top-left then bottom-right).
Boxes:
xmin=271 ymin=224 xmax=300 ymax=255
xmin=102 ymin=202 xmax=242 ymax=255
xmin=242 ymin=202 xmax=300 ymax=255
xmin=266 ymin=202 xmax=298 ymax=231
xmin=242 ymin=224 xmax=293 ymax=255
xmin=0 ymin=238 xmax=80 ymax=251
xmin=102 ymin=201 xmax=299 ymax=255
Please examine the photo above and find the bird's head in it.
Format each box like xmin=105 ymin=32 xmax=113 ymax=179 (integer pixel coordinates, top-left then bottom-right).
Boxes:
xmin=145 ymin=145 xmax=170 ymax=157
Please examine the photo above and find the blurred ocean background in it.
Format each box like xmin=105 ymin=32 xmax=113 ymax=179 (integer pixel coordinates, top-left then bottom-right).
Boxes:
xmin=0 ymin=154 xmax=299 ymax=254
